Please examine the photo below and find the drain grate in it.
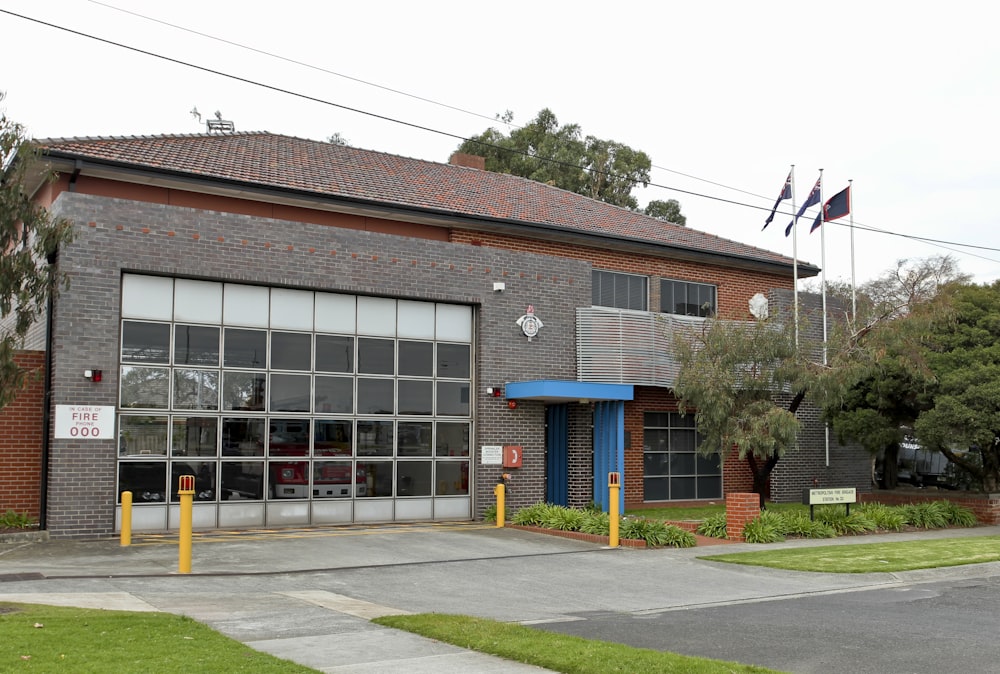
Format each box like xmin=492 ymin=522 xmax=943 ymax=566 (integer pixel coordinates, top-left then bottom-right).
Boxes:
xmin=0 ymin=572 xmax=45 ymax=582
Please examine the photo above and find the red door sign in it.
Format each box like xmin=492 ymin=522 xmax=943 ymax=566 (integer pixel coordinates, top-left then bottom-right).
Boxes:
xmin=503 ymin=445 xmax=523 ymax=468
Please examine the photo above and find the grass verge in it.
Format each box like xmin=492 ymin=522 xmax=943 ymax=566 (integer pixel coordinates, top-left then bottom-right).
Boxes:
xmin=374 ymin=613 xmax=783 ymax=673
xmin=700 ymin=535 xmax=1000 ymax=573
xmin=0 ymin=603 xmax=317 ymax=673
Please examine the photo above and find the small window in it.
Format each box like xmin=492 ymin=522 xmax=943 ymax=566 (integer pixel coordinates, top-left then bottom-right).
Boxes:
xmin=660 ymin=279 xmax=716 ymax=317
xmin=592 ymin=270 xmax=647 ymax=311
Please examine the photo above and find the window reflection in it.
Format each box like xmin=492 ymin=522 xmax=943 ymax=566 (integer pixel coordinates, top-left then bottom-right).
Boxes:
xmin=271 ymin=332 xmax=312 ymax=371
xmin=314 ymin=419 xmax=352 ymax=456
xmin=173 ymin=369 xmax=219 ymax=410
xmin=315 ymin=335 xmax=354 ymax=373
xmin=121 ymin=321 xmax=171 ymax=363
xmin=357 ymin=421 xmax=393 ymax=456
xmin=436 ymin=461 xmax=470 ymax=495
xmin=270 ymin=374 xmax=311 ymax=412
xmin=269 ymin=418 xmax=309 ymax=456
xmin=174 ymin=325 xmax=219 ymax=366
xmin=398 ymin=341 xmax=432 ymax=376
xmin=119 ymin=415 xmax=168 ymax=456
xmin=357 ymin=378 xmax=394 ymax=414
xmin=315 ymin=376 xmax=353 ymax=413
xmin=436 ymin=423 xmax=470 ymax=457
xmin=220 ymin=461 xmax=263 ymax=500
xmin=172 ymin=417 xmax=217 ymax=456
xmin=398 ymin=422 xmax=432 ymax=456
xmin=398 ymin=380 xmax=432 ymax=415
xmin=357 ymin=460 xmax=393 ymax=497
xmin=118 ymin=461 xmax=167 ymax=502
xmin=222 ymin=371 xmax=266 ymax=410
xmin=222 ymin=418 xmax=265 ymax=456
xmin=224 ymin=328 xmax=266 ymax=368
xmin=436 ymin=381 xmax=470 ymax=416
xmin=358 ymin=338 xmax=394 ymax=374
xmin=120 ymin=366 xmax=169 ymax=409
xmin=437 ymin=343 xmax=470 ymax=378
xmin=396 ymin=461 xmax=432 ymax=496
xmin=171 ymin=461 xmax=216 ymax=501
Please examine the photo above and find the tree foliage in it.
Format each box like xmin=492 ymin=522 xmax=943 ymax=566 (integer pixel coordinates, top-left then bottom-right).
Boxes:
xmin=0 ymin=95 xmax=73 ymax=410
xmin=455 ymin=108 xmax=654 ymax=210
xmin=643 ymin=199 xmax=686 ymax=225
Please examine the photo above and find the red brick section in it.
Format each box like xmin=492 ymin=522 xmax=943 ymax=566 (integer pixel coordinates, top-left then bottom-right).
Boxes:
xmin=0 ymin=351 xmax=46 ymax=519
xmin=725 ymin=492 xmax=761 ymax=541
xmin=861 ymin=491 xmax=1000 ymax=525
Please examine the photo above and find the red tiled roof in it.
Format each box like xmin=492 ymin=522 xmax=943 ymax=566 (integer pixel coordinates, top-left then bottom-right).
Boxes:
xmin=35 ymin=132 xmax=805 ymax=270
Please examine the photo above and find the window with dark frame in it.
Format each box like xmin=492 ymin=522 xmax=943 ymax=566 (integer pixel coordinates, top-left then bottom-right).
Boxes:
xmin=660 ymin=279 xmax=717 ymax=317
xmin=592 ymin=270 xmax=648 ymax=311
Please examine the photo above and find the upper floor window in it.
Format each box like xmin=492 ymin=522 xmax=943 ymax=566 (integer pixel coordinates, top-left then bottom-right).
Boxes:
xmin=592 ymin=270 xmax=647 ymax=311
xmin=661 ymin=279 xmax=716 ymax=317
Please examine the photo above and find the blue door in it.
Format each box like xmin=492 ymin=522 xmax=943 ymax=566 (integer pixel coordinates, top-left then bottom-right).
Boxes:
xmin=546 ymin=404 xmax=568 ymax=506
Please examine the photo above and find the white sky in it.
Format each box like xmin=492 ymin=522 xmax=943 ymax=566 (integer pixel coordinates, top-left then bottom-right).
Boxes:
xmin=2 ymin=0 xmax=998 ymax=287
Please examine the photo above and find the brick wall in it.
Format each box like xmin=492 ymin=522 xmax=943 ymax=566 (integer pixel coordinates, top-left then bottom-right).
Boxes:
xmin=0 ymin=351 xmax=46 ymax=519
xmin=861 ymin=491 xmax=1000 ymax=525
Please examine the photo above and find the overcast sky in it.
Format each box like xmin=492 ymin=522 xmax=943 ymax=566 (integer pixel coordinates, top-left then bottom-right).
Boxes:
xmin=2 ymin=0 xmax=998 ymax=287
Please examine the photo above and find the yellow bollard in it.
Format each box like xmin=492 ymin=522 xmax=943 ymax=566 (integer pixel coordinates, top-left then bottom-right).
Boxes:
xmin=178 ymin=474 xmax=195 ymax=574
xmin=608 ymin=472 xmax=620 ymax=548
xmin=120 ymin=491 xmax=133 ymax=547
xmin=494 ymin=482 xmax=505 ymax=527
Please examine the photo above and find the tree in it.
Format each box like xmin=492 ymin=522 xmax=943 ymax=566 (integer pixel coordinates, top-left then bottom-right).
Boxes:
xmin=0 ymin=95 xmax=73 ymax=411
xmin=455 ymin=108 xmax=654 ymax=210
xmin=643 ymin=199 xmax=686 ymax=226
xmin=326 ymin=132 xmax=351 ymax=146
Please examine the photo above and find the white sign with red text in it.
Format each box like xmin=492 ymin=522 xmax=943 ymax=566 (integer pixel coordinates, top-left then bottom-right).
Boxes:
xmin=55 ymin=405 xmax=115 ymax=439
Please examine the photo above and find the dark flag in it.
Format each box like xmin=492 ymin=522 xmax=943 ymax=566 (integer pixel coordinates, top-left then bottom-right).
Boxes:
xmin=762 ymin=171 xmax=793 ymax=230
xmin=785 ymin=178 xmax=821 ymax=236
xmin=810 ymin=186 xmax=851 ymax=233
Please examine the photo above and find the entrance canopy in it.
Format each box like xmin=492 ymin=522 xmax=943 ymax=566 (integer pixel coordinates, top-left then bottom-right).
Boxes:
xmin=504 ymin=380 xmax=634 ymax=403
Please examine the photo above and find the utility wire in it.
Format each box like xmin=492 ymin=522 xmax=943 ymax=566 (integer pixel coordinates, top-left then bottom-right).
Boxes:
xmin=2 ymin=7 xmax=998 ymax=266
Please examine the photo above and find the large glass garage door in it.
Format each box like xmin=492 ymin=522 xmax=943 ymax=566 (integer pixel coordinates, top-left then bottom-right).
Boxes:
xmin=116 ymin=274 xmax=473 ymax=531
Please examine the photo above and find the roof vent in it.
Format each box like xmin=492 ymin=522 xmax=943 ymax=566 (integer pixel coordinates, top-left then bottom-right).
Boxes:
xmin=448 ymin=152 xmax=485 ymax=170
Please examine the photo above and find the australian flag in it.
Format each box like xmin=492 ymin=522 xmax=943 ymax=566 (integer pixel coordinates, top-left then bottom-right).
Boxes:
xmin=810 ymin=186 xmax=851 ymax=233
xmin=785 ymin=178 xmax=821 ymax=236
xmin=762 ymin=171 xmax=793 ymax=230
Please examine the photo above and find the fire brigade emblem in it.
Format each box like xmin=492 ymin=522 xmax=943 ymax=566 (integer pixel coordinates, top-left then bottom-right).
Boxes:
xmin=516 ymin=305 xmax=543 ymax=341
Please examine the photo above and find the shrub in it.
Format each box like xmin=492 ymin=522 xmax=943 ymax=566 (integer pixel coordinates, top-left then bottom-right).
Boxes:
xmin=778 ymin=511 xmax=837 ymax=539
xmin=482 ymin=505 xmax=497 ymax=523
xmin=742 ymin=515 xmax=784 ymax=544
xmin=511 ymin=502 xmax=558 ymax=526
xmin=0 ymin=510 xmax=34 ymax=529
xmin=940 ymin=501 xmax=978 ymax=527
xmin=901 ymin=501 xmax=949 ymax=529
xmin=579 ymin=510 xmax=611 ymax=535
xmin=621 ymin=517 xmax=696 ymax=548
xmin=856 ymin=503 xmax=905 ymax=532
xmin=696 ymin=512 xmax=727 ymax=539
xmin=542 ymin=507 xmax=585 ymax=532
xmin=815 ymin=507 xmax=877 ymax=535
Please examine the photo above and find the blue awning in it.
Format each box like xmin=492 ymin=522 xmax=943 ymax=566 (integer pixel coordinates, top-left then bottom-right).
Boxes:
xmin=504 ymin=380 xmax=634 ymax=403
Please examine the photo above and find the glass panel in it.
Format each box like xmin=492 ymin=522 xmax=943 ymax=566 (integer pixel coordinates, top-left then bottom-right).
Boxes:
xmin=122 ymin=275 xmax=173 ymax=320
xmin=270 ymin=288 xmax=314 ymax=331
xmin=174 ymin=325 xmax=220 ymax=366
xmin=172 ymin=369 xmax=219 ymax=410
xmin=174 ymin=279 xmax=222 ymax=323
xmin=696 ymin=452 xmax=722 ymax=473
xmin=271 ymin=332 xmax=312 ymax=371
xmin=314 ymin=376 xmax=353 ymax=413
xmin=269 ymin=374 xmax=311 ymax=412
xmin=358 ymin=460 xmax=393 ymax=496
xmin=357 ymin=296 xmax=396 ymax=336
xmin=357 ymin=420 xmax=393 ymax=456
xmin=171 ymin=417 xmax=218 ymax=457
xmin=396 ymin=461 xmax=431 ymax=496
xmin=120 ymin=366 xmax=169 ymax=409
xmin=435 ymin=461 xmax=469 ymax=495
xmin=673 ymin=413 xmax=696 ymax=428
xmin=669 ymin=429 xmax=696 ymax=452
xmin=315 ymin=335 xmax=354 ymax=373
xmin=671 ymin=477 xmax=697 ymax=499
xmin=119 ymin=415 xmax=168 ymax=456
xmin=224 ymin=328 xmax=267 ymax=368
xmin=357 ymin=378 xmax=394 ymax=414
xmin=358 ymin=338 xmax=394 ymax=374
xmin=268 ymin=460 xmax=309 ymax=499
xmin=397 ymin=421 xmax=432 ymax=456
xmin=220 ymin=461 xmax=264 ymax=500
xmin=437 ymin=343 xmax=470 ymax=379
xmin=221 ymin=418 xmax=265 ymax=456
xmin=437 ymin=381 xmax=470 ymax=416
xmin=436 ymin=423 xmax=470 ymax=457
xmin=435 ymin=304 xmax=472 ymax=342
xmin=397 ymin=300 xmax=435 ymax=339
xmin=670 ymin=452 xmax=697 ymax=475
xmin=644 ymin=429 xmax=668 ymax=452
xmin=398 ymin=380 xmax=433 ymax=415
xmin=171 ymin=460 xmax=216 ymax=501
xmin=314 ymin=419 xmax=352 ymax=456
xmin=315 ymin=293 xmax=356 ymax=333
xmin=222 ymin=371 xmax=266 ymax=411
xmin=398 ymin=341 xmax=433 ymax=376
xmin=121 ymin=321 xmax=171 ymax=363
xmin=643 ymin=476 xmax=669 ymax=501
xmin=119 ymin=461 xmax=167 ymax=502
xmin=313 ymin=461 xmax=362 ymax=498
xmin=644 ymin=412 xmax=669 ymax=428
xmin=223 ymin=284 xmax=269 ymax=327
xmin=269 ymin=418 xmax=310 ymax=456
xmin=643 ymin=452 xmax=670 ymax=475
xmin=697 ymin=475 xmax=723 ymax=499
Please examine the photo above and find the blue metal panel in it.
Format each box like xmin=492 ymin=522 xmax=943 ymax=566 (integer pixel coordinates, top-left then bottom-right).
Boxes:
xmin=505 ymin=380 xmax=634 ymax=402
xmin=546 ymin=404 xmax=568 ymax=506
xmin=593 ymin=401 xmax=625 ymax=513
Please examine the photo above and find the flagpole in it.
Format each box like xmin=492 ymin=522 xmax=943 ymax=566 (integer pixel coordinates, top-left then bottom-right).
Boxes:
xmin=849 ymin=178 xmax=856 ymax=319
xmin=818 ymin=168 xmax=829 ymax=468
xmin=790 ymin=164 xmax=798 ymax=345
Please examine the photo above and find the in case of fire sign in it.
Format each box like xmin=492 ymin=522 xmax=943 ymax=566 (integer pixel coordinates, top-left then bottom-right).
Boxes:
xmin=55 ymin=405 xmax=115 ymax=439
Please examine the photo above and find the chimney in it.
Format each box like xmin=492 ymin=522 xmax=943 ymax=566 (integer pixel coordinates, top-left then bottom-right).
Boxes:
xmin=448 ymin=152 xmax=486 ymax=170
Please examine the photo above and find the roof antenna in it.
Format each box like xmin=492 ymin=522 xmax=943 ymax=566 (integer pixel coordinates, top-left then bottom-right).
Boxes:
xmin=198 ymin=108 xmax=235 ymax=134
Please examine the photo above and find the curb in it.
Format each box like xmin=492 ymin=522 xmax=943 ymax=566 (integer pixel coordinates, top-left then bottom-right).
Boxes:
xmin=0 ymin=530 xmax=48 ymax=545
xmin=507 ymin=524 xmax=647 ymax=547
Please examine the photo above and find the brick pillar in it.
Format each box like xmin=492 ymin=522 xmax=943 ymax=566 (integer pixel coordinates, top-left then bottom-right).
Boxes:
xmin=726 ymin=492 xmax=761 ymax=541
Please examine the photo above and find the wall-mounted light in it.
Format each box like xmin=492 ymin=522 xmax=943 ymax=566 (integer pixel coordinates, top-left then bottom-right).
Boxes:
xmin=507 ymin=400 xmax=518 ymax=409
xmin=84 ymin=369 xmax=103 ymax=382
xmin=493 ymin=282 xmax=506 ymax=292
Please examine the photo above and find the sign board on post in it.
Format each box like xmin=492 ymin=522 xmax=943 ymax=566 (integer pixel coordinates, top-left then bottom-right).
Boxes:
xmin=802 ymin=487 xmax=857 ymax=520
xmin=55 ymin=405 xmax=115 ymax=439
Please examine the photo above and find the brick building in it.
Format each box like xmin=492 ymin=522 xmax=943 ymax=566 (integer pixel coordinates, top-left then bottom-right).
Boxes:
xmin=3 ymin=132 xmax=869 ymax=537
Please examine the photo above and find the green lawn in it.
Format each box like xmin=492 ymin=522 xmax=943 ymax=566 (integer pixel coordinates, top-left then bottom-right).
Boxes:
xmin=701 ymin=535 xmax=1000 ymax=573
xmin=375 ymin=613 xmax=783 ymax=674
xmin=0 ymin=603 xmax=317 ymax=673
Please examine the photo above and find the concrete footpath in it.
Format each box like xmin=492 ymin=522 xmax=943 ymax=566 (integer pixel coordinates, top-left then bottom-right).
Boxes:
xmin=2 ymin=522 xmax=1000 ymax=673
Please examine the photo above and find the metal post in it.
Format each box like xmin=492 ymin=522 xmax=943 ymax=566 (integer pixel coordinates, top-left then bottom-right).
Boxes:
xmin=178 ymin=475 xmax=195 ymax=574
xmin=120 ymin=491 xmax=132 ymax=546
xmin=608 ymin=472 xmax=620 ymax=548
xmin=494 ymin=473 xmax=510 ymax=528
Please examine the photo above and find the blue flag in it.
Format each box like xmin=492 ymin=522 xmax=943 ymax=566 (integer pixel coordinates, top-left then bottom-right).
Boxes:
xmin=785 ymin=178 xmax=821 ymax=236
xmin=762 ymin=171 xmax=793 ymax=230
xmin=810 ymin=186 xmax=851 ymax=233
